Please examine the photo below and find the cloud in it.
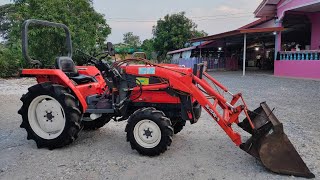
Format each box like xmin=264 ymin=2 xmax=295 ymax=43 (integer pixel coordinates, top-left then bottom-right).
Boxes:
xmin=94 ymin=0 xmax=262 ymax=43
xmin=185 ymin=5 xmax=256 ymax=36
xmin=216 ymin=5 xmax=245 ymax=14
xmin=107 ymin=21 xmax=156 ymax=43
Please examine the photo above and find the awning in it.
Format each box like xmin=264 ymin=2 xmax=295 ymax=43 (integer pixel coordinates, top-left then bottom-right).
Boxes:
xmin=115 ymin=48 xmax=143 ymax=54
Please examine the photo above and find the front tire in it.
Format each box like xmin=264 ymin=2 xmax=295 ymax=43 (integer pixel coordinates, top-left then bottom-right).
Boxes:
xmin=125 ymin=107 xmax=173 ymax=156
xmin=18 ymin=83 xmax=82 ymax=149
xmin=171 ymin=119 xmax=186 ymax=134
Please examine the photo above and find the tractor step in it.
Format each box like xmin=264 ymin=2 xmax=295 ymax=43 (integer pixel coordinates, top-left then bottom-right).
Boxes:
xmin=238 ymin=102 xmax=315 ymax=178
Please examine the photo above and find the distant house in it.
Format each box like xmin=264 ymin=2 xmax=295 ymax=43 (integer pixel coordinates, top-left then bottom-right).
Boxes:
xmin=167 ymin=41 xmax=238 ymax=71
xmin=169 ymin=0 xmax=320 ymax=79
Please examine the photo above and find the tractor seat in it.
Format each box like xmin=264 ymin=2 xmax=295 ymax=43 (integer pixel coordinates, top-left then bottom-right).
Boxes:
xmin=55 ymin=57 xmax=96 ymax=84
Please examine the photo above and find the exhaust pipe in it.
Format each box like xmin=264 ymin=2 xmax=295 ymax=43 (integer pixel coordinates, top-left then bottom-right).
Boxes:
xmin=90 ymin=113 xmax=102 ymax=120
xmin=238 ymin=102 xmax=315 ymax=178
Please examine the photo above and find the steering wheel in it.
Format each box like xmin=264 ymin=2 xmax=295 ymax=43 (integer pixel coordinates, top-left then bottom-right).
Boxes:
xmin=76 ymin=49 xmax=122 ymax=79
xmin=76 ymin=49 xmax=100 ymax=65
xmin=95 ymin=52 xmax=109 ymax=61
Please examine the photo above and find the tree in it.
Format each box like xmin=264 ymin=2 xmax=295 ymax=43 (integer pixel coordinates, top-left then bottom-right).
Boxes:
xmin=0 ymin=42 xmax=22 ymax=77
xmin=152 ymin=12 xmax=207 ymax=60
xmin=141 ymin=39 xmax=154 ymax=60
xmin=192 ymin=30 xmax=208 ymax=38
xmin=123 ymin=32 xmax=141 ymax=48
xmin=0 ymin=4 xmax=23 ymax=77
xmin=0 ymin=4 xmax=15 ymax=40
xmin=4 ymin=0 xmax=111 ymax=67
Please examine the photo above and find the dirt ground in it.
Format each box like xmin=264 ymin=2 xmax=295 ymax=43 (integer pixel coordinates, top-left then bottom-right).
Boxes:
xmin=0 ymin=71 xmax=319 ymax=180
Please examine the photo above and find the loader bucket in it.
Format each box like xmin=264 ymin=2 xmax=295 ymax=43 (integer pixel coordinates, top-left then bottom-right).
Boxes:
xmin=238 ymin=102 xmax=315 ymax=178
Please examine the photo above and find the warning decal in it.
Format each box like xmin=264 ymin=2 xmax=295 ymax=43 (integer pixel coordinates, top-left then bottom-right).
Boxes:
xmin=138 ymin=67 xmax=155 ymax=75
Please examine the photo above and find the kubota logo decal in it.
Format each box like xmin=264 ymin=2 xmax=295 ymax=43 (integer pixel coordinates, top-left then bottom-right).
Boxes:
xmin=205 ymin=104 xmax=218 ymax=121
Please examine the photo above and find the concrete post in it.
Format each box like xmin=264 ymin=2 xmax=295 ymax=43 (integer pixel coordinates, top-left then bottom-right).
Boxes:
xmin=243 ymin=34 xmax=247 ymax=76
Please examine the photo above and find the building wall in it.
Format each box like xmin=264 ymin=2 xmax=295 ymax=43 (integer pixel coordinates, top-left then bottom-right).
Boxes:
xmin=308 ymin=13 xmax=320 ymax=50
xmin=182 ymin=50 xmax=192 ymax=59
xmin=274 ymin=0 xmax=320 ymax=79
xmin=274 ymin=60 xmax=320 ymax=79
xmin=255 ymin=19 xmax=277 ymax=28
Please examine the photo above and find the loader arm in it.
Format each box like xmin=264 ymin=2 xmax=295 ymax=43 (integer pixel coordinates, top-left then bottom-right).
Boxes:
xmin=123 ymin=63 xmax=315 ymax=178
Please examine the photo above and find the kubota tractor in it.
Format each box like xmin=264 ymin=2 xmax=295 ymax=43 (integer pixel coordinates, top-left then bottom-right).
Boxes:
xmin=18 ymin=19 xmax=314 ymax=178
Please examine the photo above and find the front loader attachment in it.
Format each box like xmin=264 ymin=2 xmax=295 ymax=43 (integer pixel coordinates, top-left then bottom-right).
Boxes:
xmin=122 ymin=63 xmax=314 ymax=178
xmin=239 ymin=102 xmax=315 ymax=178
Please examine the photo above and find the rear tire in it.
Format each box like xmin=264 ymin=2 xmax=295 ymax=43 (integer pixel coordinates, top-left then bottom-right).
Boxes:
xmin=82 ymin=114 xmax=111 ymax=130
xmin=18 ymin=83 xmax=82 ymax=149
xmin=125 ymin=107 xmax=173 ymax=156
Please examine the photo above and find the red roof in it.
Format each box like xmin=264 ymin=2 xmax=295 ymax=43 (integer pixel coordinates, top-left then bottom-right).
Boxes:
xmin=169 ymin=16 xmax=284 ymax=53
xmin=239 ymin=17 xmax=273 ymax=29
xmin=190 ymin=27 xmax=284 ymax=42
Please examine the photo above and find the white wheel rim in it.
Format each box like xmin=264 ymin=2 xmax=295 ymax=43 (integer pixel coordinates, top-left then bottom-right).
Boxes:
xmin=133 ymin=120 xmax=161 ymax=148
xmin=28 ymin=95 xmax=66 ymax=139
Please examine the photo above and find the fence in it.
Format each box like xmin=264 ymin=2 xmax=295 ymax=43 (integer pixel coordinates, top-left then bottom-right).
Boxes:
xmin=278 ymin=50 xmax=320 ymax=60
xmin=171 ymin=57 xmax=238 ymax=70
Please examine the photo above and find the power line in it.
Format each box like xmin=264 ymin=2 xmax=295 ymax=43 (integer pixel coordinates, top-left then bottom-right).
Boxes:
xmin=107 ymin=19 xmax=156 ymax=22
xmin=188 ymin=12 xmax=252 ymax=18
xmin=105 ymin=12 xmax=253 ymax=21
xmin=105 ymin=9 xmax=279 ymax=22
xmin=193 ymin=15 xmax=253 ymax=21
xmin=107 ymin=14 xmax=254 ymax=23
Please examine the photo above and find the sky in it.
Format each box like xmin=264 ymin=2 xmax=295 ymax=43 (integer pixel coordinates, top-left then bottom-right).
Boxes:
xmin=0 ymin=0 xmax=262 ymax=43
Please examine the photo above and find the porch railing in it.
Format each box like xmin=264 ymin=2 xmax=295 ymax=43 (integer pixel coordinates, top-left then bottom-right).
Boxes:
xmin=278 ymin=50 xmax=320 ymax=60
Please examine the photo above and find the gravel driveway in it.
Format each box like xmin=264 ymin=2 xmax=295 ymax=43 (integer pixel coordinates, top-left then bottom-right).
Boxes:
xmin=0 ymin=71 xmax=319 ymax=180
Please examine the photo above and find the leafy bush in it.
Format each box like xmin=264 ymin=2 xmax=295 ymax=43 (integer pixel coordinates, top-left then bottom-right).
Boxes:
xmin=0 ymin=44 xmax=22 ymax=77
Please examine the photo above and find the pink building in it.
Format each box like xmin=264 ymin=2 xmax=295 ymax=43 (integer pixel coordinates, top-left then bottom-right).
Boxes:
xmin=256 ymin=0 xmax=320 ymax=79
xmin=170 ymin=0 xmax=320 ymax=79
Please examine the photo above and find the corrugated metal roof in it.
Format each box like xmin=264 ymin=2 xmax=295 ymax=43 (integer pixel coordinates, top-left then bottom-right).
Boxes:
xmin=190 ymin=30 xmax=240 ymax=42
xmin=167 ymin=41 xmax=214 ymax=55
xmin=167 ymin=46 xmax=196 ymax=55
xmin=254 ymin=0 xmax=280 ymax=18
xmin=239 ymin=17 xmax=274 ymax=29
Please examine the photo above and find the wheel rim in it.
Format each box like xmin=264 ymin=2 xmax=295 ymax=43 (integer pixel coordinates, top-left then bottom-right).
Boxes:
xmin=28 ymin=95 xmax=66 ymax=139
xmin=133 ymin=120 xmax=161 ymax=148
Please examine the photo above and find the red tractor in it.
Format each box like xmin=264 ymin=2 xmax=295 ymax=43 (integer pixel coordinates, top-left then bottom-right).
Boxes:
xmin=18 ymin=20 xmax=314 ymax=178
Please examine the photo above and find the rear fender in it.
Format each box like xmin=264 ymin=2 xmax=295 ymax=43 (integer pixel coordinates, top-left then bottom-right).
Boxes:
xmin=20 ymin=69 xmax=88 ymax=112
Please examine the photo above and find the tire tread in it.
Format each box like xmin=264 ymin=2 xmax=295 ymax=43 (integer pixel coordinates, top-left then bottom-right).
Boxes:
xmin=125 ymin=107 xmax=173 ymax=156
xmin=19 ymin=83 xmax=82 ymax=149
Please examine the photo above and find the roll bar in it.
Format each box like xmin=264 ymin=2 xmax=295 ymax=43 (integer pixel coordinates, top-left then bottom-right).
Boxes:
xmin=22 ymin=19 xmax=73 ymax=65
